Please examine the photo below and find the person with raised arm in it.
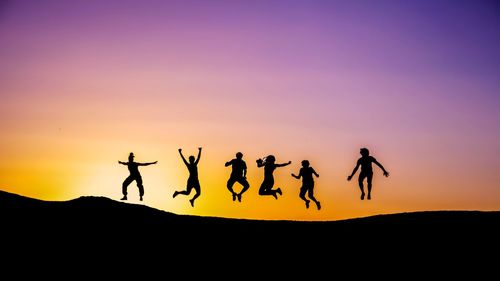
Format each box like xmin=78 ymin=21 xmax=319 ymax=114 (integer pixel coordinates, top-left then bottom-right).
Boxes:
xmin=173 ymin=147 xmax=202 ymax=207
xmin=256 ymin=155 xmax=291 ymax=199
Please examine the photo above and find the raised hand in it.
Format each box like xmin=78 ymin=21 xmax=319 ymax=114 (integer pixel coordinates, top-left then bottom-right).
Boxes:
xmin=383 ymin=171 xmax=389 ymax=177
xmin=347 ymin=175 xmax=352 ymax=181
xmin=178 ymin=148 xmax=182 ymax=152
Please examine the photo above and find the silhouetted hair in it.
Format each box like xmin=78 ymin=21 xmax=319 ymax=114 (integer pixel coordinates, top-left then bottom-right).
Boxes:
xmin=301 ymin=160 xmax=310 ymax=167
xmin=129 ymin=153 xmax=134 ymax=161
xmin=360 ymin=148 xmax=369 ymax=156
xmin=236 ymin=152 xmax=243 ymax=159
xmin=266 ymin=155 xmax=275 ymax=163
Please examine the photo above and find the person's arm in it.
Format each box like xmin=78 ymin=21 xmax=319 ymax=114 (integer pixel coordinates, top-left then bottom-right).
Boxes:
xmin=291 ymin=169 xmax=301 ymax=179
xmin=276 ymin=161 xmax=291 ymax=167
xmin=242 ymin=162 xmax=247 ymax=178
xmin=179 ymin=149 xmax=189 ymax=166
xmin=195 ymin=147 xmax=202 ymax=165
xmin=312 ymin=168 xmax=319 ymax=178
xmin=118 ymin=161 xmax=127 ymax=165
xmin=138 ymin=161 xmax=158 ymax=166
xmin=225 ymin=159 xmax=232 ymax=167
xmin=347 ymin=160 xmax=361 ymax=181
xmin=373 ymin=159 xmax=389 ymax=177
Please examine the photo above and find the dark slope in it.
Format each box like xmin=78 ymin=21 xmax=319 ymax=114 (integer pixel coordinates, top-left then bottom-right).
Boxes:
xmin=1 ymin=189 xmax=498 ymax=273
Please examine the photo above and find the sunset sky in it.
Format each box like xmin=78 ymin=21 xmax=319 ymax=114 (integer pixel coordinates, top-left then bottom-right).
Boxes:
xmin=1 ymin=0 xmax=499 ymax=220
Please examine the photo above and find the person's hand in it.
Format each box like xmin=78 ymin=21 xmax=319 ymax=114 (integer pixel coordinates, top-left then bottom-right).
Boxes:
xmin=288 ymin=161 xmax=292 ymax=165
xmin=154 ymin=161 xmax=158 ymax=164
xmin=198 ymin=147 xmax=202 ymax=150
xmin=291 ymin=173 xmax=296 ymax=177
xmin=383 ymin=171 xmax=389 ymax=177
xmin=347 ymin=175 xmax=352 ymax=181
xmin=178 ymin=148 xmax=182 ymax=152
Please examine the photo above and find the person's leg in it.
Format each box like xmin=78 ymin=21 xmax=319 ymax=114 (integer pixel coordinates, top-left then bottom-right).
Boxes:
xmin=366 ymin=172 xmax=373 ymax=200
xmin=173 ymin=179 xmax=193 ymax=198
xmin=299 ymin=186 xmax=309 ymax=208
xmin=121 ymin=176 xmax=134 ymax=200
xmin=269 ymin=179 xmax=280 ymax=199
xmin=307 ymin=183 xmax=320 ymax=210
xmin=259 ymin=179 xmax=278 ymax=199
xmin=269 ymin=178 xmax=281 ymax=197
xmin=227 ymin=178 xmax=237 ymax=201
xmin=258 ymin=180 xmax=269 ymax=195
xmin=358 ymin=172 xmax=366 ymax=200
xmin=236 ymin=179 xmax=250 ymax=202
xmin=189 ymin=182 xmax=201 ymax=207
xmin=136 ymin=176 xmax=144 ymax=201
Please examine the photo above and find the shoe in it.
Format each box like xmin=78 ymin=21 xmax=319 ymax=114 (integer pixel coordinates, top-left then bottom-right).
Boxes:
xmin=305 ymin=200 xmax=310 ymax=209
xmin=237 ymin=193 xmax=242 ymax=202
xmin=140 ymin=196 xmax=143 ymax=201
xmin=276 ymin=188 xmax=282 ymax=196
xmin=272 ymin=193 xmax=278 ymax=200
xmin=367 ymin=194 xmax=371 ymax=200
xmin=173 ymin=191 xmax=178 ymax=198
xmin=316 ymin=201 xmax=321 ymax=210
xmin=120 ymin=196 xmax=127 ymax=201
xmin=189 ymin=199 xmax=194 ymax=207
xmin=361 ymin=193 xmax=365 ymax=200
xmin=232 ymin=193 xmax=236 ymax=201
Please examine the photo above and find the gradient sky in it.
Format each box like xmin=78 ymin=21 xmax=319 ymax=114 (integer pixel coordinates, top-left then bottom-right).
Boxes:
xmin=1 ymin=0 xmax=499 ymax=220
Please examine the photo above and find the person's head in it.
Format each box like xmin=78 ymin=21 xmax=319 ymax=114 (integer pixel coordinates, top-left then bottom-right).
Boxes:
xmin=301 ymin=160 xmax=310 ymax=167
xmin=189 ymin=155 xmax=195 ymax=163
xmin=236 ymin=152 xmax=243 ymax=159
xmin=360 ymin=148 xmax=369 ymax=157
xmin=266 ymin=155 xmax=275 ymax=163
xmin=128 ymin=152 xmax=135 ymax=162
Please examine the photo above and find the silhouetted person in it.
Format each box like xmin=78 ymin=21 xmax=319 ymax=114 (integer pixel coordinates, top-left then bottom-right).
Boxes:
xmin=225 ymin=152 xmax=250 ymax=202
xmin=118 ymin=152 xmax=157 ymax=201
xmin=347 ymin=147 xmax=389 ymax=200
xmin=173 ymin=147 xmax=202 ymax=207
xmin=256 ymin=155 xmax=291 ymax=199
xmin=292 ymin=160 xmax=321 ymax=210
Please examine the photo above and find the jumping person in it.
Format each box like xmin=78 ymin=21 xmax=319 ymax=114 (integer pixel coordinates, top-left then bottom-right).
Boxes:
xmin=256 ymin=155 xmax=291 ymax=199
xmin=173 ymin=147 xmax=202 ymax=207
xmin=225 ymin=152 xmax=250 ymax=202
xmin=292 ymin=160 xmax=321 ymax=210
xmin=347 ymin=147 xmax=389 ymax=200
xmin=118 ymin=152 xmax=157 ymax=201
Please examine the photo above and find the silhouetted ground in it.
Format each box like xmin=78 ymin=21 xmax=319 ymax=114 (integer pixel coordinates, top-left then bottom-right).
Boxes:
xmin=1 ymin=189 xmax=498 ymax=276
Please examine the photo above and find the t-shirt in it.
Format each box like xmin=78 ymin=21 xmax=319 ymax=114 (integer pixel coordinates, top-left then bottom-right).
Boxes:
xmin=358 ymin=156 xmax=376 ymax=173
xmin=127 ymin=162 xmax=140 ymax=176
xmin=299 ymin=167 xmax=317 ymax=183
xmin=228 ymin=158 xmax=247 ymax=178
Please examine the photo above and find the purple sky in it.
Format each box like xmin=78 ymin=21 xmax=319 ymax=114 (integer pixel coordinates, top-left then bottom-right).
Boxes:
xmin=1 ymin=0 xmax=499 ymax=219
